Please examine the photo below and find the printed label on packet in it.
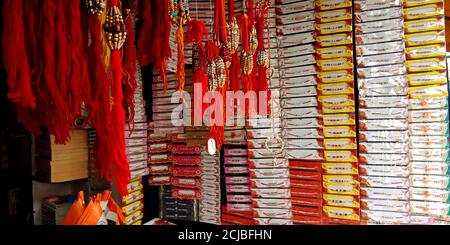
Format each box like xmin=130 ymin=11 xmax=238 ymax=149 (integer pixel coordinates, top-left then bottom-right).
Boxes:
xmin=359 ymin=130 xmax=409 ymax=142
xmin=359 ymin=108 xmax=408 ymax=119
xmin=323 ymin=183 xmax=360 ymax=196
xmin=359 ymin=95 xmax=408 ymax=108
xmin=403 ymin=3 xmax=444 ymax=20
xmin=317 ymin=69 xmax=354 ymax=83
xmin=324 ymin=150 xmax=358 ymax=162
xmin=359 ymin=142 xmax=409 ymax=154
xmin=316 ymin=45 xmax=353 ymax=59
xmin=410 ymin=187 xmax=450 ymax=202
xmin=406 ymin=44 xmax=445 ymax=59
xmin=317 ymin=33 xmax=353 ymax=47
xmin=317 ymin=58 xmax=353 ymax=71
xmin=355 ymin=7 xmax=403 ymax=23
xmin=322 ymin=162 xmax=359 ymax=175
xmin=323 ymin=194 xmax=360 ymax=208
xmin=319 ymin=95 xmax=355 ymax=107
xmin=406 ymin=58 xmax=446 ymax=73
xmin=318 ymin=82 xmax=354 ymax=95
xmin=360 ymin=187 xmax=409 ymax=200
xmin=360 ymin=165 xmax=409 ymax=177
xmin=405 ymin=17 xmax=445 ymax=33
xmin=359 ymin=119 xmax=408 ymax=131
xmin=323 ymin=113 xmax=355 ymax=126
xmin=409 ymin=161 xmax=449 ymax=175
xmin=356 ymin=41 xmax=404 ymax=56
xmin=323 ymin=206 xmax=360 ymax=221
xmin=407 ymin=71 xmax=447 ymax=86
xmin=316 ymin=8 xmax=352 ymax=23
xmin=360 ymin=199 xmax=409 ymax=212
xmin=408 ymin=122 xmax=449 ymax=136
xmin=357 ymin=53 xmax=405 ymax=68
xmin=360 ymin=176 xmax=409 ymax=188
xmin=354 ymin=0 xmax=402 ymax=11
xmin=323 ymin=126 xmax=356 ymax=137
xmin=324 ymin=138 xmax=357 ymax=150
xmin=405 ymin=31 xmax=445 ymax=46
xmin=316 ymin=0 xmax=352 ymax=11
xmin=356 ymin=30 xmax=404 ymax=45
xmin=410 ymin=174 xmax=450 ymax=189
xmin=408 ymin=109 xmax=448 ymax=123
xmin=359 ymin=153 xmax=409 ymax=166
xmin=409 ymin=135 xmax=449 ymax=149
xmin=355 ymin=18 xmax=404 ymax=34
xmin=404 ymin=0 xmax=442 ymax=7
xmin=316 ymin=20 xmax=352 ymax=35
xmin=361 ymin=210 xmax=409 ymax=224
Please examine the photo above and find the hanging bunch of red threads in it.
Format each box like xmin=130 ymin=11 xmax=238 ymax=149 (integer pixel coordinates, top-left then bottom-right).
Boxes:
xmin=228 ymin=0 xmax=241 ymax=92
xmin=1 ymin=0 xmax=35 ymax=109
xmin=255 ymin=0 xmax=271 ymax=116
xmin=103 ymin=0 xmax=131 ymax=195
xmin=185 ymin=19 xmax=209 ymax=115
xmin=168 ymin=0 xmax=191 ymax=91
xmin=122 ymin=0 xmax=138 ymax=128
xmin=205 ymin=40 xmax=224 ymax=150
xmin=137 ymin=0 xmax=171 ymax=93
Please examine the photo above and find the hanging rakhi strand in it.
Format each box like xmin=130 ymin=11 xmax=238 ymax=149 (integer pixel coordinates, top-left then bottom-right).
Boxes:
xmin=258 ymin=0 xmax=284 ymax=166
xmin=169 ymin=0 xmax=191 ymax=91
xmin=104 ymin=0 xmax=131 ymax=196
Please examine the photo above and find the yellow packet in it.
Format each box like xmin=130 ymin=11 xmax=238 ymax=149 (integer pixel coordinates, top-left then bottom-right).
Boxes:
xmin=324 ymin=126 xmax=356 ymax=137
xmin=406 ymin=58 xmax=446 ymax=72
xmin=405 ymin=44 xmax=446 ymax=59
xmin=324 ymin=150 xmax=358 ymax=162
xmin=408 ymin=84 xmax=449 ymax=99
xmin=316 ymin=20 xmax=352 ymax=35
xmin=405 ymin=17 xmax=445 ymax=33
xmin=404 ymin=3 xmax=444 ymax=20
xmin=316 ymin=8 xmax=352 ymax=23
xmin=322 ymin=162 xmax=359 ymax=175
xmin=324 ymin=138 xmax=357 ymax=150
xmin=317 ymin=70 xmax=354 ymax=83
xmin=316 ymin=0 xmax=352 ymax=11
xmin=318 ymin=82 xmax=354 ymax=95
xmin=404 ymin=0 xmax=443 ymax=7
xmin=407 ymin=71 xmax=447 ymax=86
xmin=405 ymin=31 xmax=445 ymax=46
xmin=319 ymin=95 xmax=355 ymax=107
xmin=323 ymin=194 xmax=361 ymax=208
xmin=322 ymin=105 xmax=355 ymax=114
xmin=323 ymin=114 xmax=356 ymax=126
xmin=316 ymin=45 xmax=353 ymax=59
xmin=317 ymin=33 xmax=353 ymax=47
xmin=323 ymin=206 xmax=360 ymax=220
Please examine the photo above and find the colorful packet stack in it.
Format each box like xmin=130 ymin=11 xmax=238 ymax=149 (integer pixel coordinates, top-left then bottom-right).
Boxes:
xmin=314 ymin=0 xmax=359 ymax=224
xmin=160 ymin=186 xmax=197 ymax=221
xmin=122 ymin=177 xmax=145 ymax=225
xmin=122 ymin=178 xmax=145 ymax=225
xmin=170 ymin=143 xmax=203 ymax=200
xmin=275 ymin=0 xmax=323 ymax=225
xmin=222 ymin=122 xmax=253 ymax=224
xmin=147 ymin=123 xmax=173 ymax=186
xmin=199 ymin=146 xmax=221 ymax=224
xmin=403 ymin=0 xmax=450 ymax=224
xmin=354 ymin=0 xmax=410 ymax=225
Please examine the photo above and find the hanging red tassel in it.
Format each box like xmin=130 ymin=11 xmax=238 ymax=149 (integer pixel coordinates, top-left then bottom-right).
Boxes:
xmin=176 ymin=24 xmax=186 ymax=91
xmin=186 ymin=19 xmax=209 ymax=115
xmin=67 ymin=0 xmax=92 ymax=124
xmin=106 ymin=0 xmax=131 ymax=196
xmin=122 ymin=4 xmax=138 ymax=130
xmin=156 ymin=0 xmax=172 ymax=94
xmin=1 ymin=0 xmax=36 ymax=109
xmin=137 ymin=0 xmax=152 ymax=66
xmin=255 ymin=4 xmax=269 ymax=116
